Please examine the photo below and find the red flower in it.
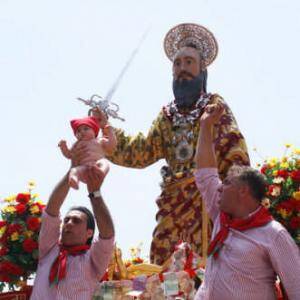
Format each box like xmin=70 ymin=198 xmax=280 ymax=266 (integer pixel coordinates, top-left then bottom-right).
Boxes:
xmin=290 ymin=170 xmax=300 ymax=182
xmin=276 ymin=200 xmax=294 ymax=212
xmin=260 ymin=165 xmax=268 ymax=174
xmin=268 ymin=185 xmax=279 ymax=196
xmin=22 ymin=238 xmax=38 ymax=253
xmin=0 ymin=234 xmax=7 ymax=244
xmin=0 ymin=221 xmax=7 ymax=228
xmin=36 ymin=202 xmax=45 ymax=211
xmin=16 ymin=193 xmax=31 ymax=204
xmin=15 ymin=203 xmax=26 ymax=214
xmin=26 ymin=217 xmax=41 ymax=231
xmin=290 ymin=216 xmax=300 ymax=230
xmin=290 ymin=199 xmax=300 ymax=210
xmin=7 ymin=223 xmax=22 ymax=234
xmin=0 ymin=247 xmax=9 ymax=256
xmin=0 ymin=261 xmax=23 ymax=276
xmin=277 ymin=169 xmax=289 ymax=178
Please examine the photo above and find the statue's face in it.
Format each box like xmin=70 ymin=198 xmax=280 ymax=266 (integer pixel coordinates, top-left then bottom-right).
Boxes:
xmin=172 ymin=47 xmax=201 ymax=81
xmin=172 ymin=46 xmax=206 ymax=109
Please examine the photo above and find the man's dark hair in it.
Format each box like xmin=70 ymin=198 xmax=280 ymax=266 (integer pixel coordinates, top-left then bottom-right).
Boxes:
xmin=68 ymin=206 xmax=95 ymax=245
xmin=228 ymin=165 xmax=267 ymax=202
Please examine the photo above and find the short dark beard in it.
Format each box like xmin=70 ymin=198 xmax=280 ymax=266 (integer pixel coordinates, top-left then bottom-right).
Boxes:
xmin=172 ymin=70 xmax=207 ymax=110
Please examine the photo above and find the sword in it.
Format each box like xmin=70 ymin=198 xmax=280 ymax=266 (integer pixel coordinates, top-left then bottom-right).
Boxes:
xmin=77 ymin=27 xmax=150 ymax=122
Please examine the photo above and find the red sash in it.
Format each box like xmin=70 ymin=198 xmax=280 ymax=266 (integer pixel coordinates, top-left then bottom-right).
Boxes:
xmin=208 ymin=206 xmax=273 ymax=259
xmin=49 ymin=244 xmax=90 ymax=285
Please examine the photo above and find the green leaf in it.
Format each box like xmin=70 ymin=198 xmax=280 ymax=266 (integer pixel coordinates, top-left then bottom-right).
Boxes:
xmin=32 ymin=249 xmax=39 ymax=259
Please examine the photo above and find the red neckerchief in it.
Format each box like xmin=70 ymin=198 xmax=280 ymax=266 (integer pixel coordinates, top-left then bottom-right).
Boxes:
xmin=49 ymin=244 xmax=90 ymax=285
xmin=208 ymin=206 xmax=273 ymax=259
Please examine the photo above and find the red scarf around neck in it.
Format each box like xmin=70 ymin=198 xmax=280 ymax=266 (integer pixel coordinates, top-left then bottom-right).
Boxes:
xmin=208 ymin=206 xmax=273 ymax=259
xmin=49 ymin=244 xmax=90 ymax=285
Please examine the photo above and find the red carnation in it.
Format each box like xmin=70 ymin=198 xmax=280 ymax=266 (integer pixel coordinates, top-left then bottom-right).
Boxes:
xmin=276 ymin=200 xmax=294 ymax=212
xmin=0 ymin=221 xmax=7 ymax=228
xmin=7 ymin=223 xmax=22 ymax=234
xmin=27 ymin=217 xmax=41 ymax=231
xmin=22 ymin=238 xmax=38 ymax=253
xmin=290 ymin=170 xmax=300 ymax=182
xmin=16 ymin=193 xmax=31 ymax=204
xmin=0 ymin=261 xmax=23 ymax=276
xmin=0 ymin=247 xmax=9 ymax=256
xmin=15 ymin=203 xmax=26 ymax=214
xmin=277 ymin=169 xmax=289 ymax=178
xmin=290 ymin=216 xmax=300 ymax=230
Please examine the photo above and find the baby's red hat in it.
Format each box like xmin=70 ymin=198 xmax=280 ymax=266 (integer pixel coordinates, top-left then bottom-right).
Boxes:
xmin=70 ymin=116 xmax=100 ymax=137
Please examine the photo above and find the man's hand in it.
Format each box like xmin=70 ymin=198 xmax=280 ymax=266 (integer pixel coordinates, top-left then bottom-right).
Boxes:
xmin=86 ymin=162 xmax=109 ymax=193
xmin=200 ymin=104 xmax=224 ymax=127
xmin=71 ymin=140 xmax=104 ymax=167
xmin=195 ymin=104 xmax=224 ymax=169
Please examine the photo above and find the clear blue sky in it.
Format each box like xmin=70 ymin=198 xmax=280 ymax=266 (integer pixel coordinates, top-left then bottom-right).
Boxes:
xmin=1 ymin=0 xmax=299 ymax=258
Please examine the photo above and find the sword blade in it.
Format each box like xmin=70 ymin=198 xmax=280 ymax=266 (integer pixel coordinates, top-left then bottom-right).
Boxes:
xmin=105 ymin=27 xmax=150 ymax=102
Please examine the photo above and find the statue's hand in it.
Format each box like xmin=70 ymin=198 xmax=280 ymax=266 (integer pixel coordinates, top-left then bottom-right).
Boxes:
xmin=90 ymin=107 xmax=108 ymax=128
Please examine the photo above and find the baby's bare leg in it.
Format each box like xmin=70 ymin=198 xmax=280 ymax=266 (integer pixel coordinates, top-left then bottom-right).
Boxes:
xmin=69 ymin=167 xmax=80 ymax=190
xmin=70 ymin=161 xmax=108 ymax=188
xmin=95 ymin=158 xmax=110 ymax=176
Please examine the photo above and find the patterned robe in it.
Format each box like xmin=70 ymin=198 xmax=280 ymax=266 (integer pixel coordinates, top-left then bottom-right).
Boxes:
xmin=107 ymin=94 xmax=249 ymax=265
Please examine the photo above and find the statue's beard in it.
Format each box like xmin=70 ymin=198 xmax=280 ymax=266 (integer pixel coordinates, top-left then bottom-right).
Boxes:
xmin=172 ymin=70 xmax=207 ymax=110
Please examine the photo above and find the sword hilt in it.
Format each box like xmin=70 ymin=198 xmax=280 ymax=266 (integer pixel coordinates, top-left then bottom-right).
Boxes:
xmin=77 ymin=95 xmax=125 ymax=121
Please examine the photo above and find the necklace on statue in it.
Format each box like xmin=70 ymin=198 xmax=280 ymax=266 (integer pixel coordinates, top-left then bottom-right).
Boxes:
xmin=166 ymin=94 xmax=211 ymax=162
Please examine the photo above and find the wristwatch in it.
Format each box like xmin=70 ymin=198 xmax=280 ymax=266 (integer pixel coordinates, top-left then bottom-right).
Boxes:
xmin=88 ymin=190 xmax=101 ymax=199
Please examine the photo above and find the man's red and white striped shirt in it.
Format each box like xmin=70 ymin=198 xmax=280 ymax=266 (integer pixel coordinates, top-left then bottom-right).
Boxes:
xmin=30 ymin=211 xmax=114 ymax=300
xmin=194 ymin=168 xmax=300 ymax=300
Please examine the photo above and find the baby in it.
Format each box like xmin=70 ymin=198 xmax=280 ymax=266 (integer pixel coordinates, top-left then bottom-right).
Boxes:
xmin=58 ymin=116 xmax=116 ymax=189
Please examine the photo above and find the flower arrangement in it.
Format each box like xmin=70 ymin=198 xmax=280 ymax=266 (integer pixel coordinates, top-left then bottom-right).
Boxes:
xmin=259 ymin=146 xmax=300 ymax=245
xmin=0 ymin=182 xmax=45 ymax=291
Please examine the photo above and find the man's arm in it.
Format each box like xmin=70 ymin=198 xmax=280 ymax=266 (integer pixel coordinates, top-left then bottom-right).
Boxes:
xmin=46 ymin=171 xmax=70 ymax=216
xmin=86 ymin=164 xmax=114 ymax=239
xmin=195 ymin=104 xmax=223 ymax=169
xmin=39 ymin=171 xmax=71 ymax=258
xmin=194 ymin=105 xmax=224 ymax=221
xmin=268 ymin=230 xmax=300 ymax=300
xmin=85 ymin=164 xmax=114 ymax=277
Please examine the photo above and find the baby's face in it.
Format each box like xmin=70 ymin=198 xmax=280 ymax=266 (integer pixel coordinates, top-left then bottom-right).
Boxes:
xmin=75 ymin=125 xmax=95 ymax=141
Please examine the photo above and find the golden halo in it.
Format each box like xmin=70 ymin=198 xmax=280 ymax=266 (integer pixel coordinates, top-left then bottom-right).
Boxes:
xmin=164 ymin=23 xmax=218 ymax=68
